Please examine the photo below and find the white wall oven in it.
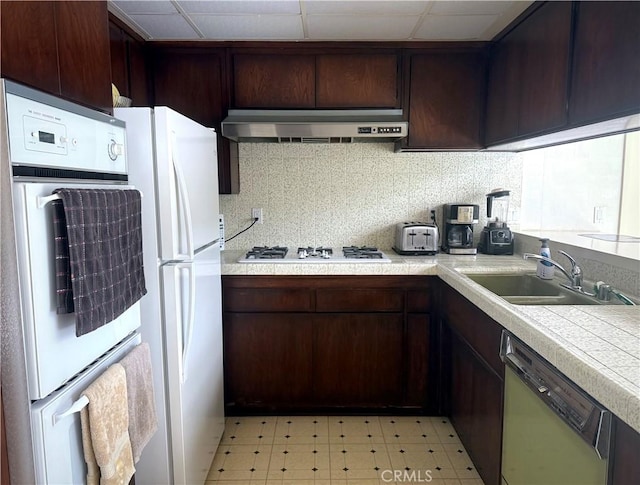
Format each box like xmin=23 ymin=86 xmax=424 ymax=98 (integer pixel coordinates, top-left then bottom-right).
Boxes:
xmin=0 ymin=80 xmax=142 ymax=484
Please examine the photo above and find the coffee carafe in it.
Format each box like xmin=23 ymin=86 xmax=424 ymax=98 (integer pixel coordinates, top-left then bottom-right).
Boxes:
xmin=479 ymin=189 xmax=514 ymax=255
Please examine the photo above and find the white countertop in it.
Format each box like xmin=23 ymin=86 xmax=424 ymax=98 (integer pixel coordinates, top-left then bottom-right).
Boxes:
xmin=221 ymin=250 xmax=640 ymax=433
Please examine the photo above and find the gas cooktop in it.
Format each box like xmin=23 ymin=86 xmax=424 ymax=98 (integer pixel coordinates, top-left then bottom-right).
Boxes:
xmin=238 ymin=246 xmax=392 ymax=263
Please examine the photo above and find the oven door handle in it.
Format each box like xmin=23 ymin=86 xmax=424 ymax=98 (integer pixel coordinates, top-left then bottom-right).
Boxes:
xmin=52 ymin=395 xmax=89 ymax=425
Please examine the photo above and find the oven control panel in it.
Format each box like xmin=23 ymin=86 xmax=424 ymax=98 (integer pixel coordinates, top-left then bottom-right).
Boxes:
xmin=5 ymin=87 xmax=127 ymax=175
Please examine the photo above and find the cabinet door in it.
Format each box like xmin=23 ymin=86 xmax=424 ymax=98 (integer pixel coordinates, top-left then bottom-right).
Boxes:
xmin=450 ymin=331 xmax=475 ymax=445
xmin=485 ymin=32 xmax=521 ymax=144
xmin=0 ymin=1 xmax=59 ymax=94
xmin=407 ymin=52 xmax=485 ymax=149
xmin=611 ymin=416 xmax=640 ymax=485
xmin=314 ymin=314 xmax=403 ymax=406
xmin=405 ymin=314 xmax=431 ymax=408
xmin=570 ymin=1 xmax=640 ymax=125
xmin=233 ymin=54 xmax=315 ymax=108
xmin=223 ymin=313 xmax=313 ymax=408
xmin=516 ymin=1 xmax=572 ymax=136
xmin=154 ymin=51 xmax=224 ymax=128
xmin=449 ymin=330 xmax=503 ymax=485
xmin=109 ymin=22 xmax=128 ymax=97
xmin=56 ymin=1 xmax=112 ymax=111
xmin=316 ymin=54 xmax=399 ymax=108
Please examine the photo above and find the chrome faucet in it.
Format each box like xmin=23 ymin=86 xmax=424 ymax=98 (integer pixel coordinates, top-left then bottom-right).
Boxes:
xmin=523 ymin=250 xmax=589 ymax=293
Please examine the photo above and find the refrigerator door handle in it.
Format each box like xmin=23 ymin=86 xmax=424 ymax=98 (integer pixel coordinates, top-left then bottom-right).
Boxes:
xmin=170 ymin=131 xmax=194 ymax=259
xmin=181 ymin=264 xmax=197 ymax=383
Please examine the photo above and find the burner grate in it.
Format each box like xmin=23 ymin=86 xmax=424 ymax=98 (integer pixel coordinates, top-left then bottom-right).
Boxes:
xmin=245 ymin=246 xmax=288 ymax=259
xmin=342 ymin=246 xmax=384 ymax=259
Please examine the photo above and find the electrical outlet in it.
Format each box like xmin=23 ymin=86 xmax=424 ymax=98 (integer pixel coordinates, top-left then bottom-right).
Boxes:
xmin=252 ymin=208 xmax=263 ymax=224
xmin=593 ymin=206 xmax=605 ymax=224
xmin=218 ymin=214 xmax=225 ymax=250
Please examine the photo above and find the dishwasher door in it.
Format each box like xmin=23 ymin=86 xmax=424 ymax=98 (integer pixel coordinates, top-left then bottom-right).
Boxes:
xmin=502 ymin=366 xmax=608 ymax=485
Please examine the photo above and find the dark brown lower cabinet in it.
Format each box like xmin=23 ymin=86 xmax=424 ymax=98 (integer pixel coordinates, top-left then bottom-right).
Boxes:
xmin=314 ymin=314 xmax=404 ymax=406
xmin=442 ymin=283 xmax=504 ymax=485
xmin=610 ymin=415 xmax=640 ymax=485
xmin=222 ymin=275 xmax=434 ymax=413
xmin=223 ymin=313 xmax=314 ymax=409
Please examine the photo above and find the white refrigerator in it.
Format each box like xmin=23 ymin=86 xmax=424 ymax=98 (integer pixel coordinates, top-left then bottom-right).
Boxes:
xmin=115 ymin=107 xmax=225 ymax=485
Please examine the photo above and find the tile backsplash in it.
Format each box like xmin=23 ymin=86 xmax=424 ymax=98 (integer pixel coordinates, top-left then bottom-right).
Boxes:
xmin=220 ymin=143 xmax=522 ymax=250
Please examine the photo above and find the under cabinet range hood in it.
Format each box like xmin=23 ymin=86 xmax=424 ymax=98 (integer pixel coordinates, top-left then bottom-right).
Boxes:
xmin=221 ymin=109 xmax=408 ymax=143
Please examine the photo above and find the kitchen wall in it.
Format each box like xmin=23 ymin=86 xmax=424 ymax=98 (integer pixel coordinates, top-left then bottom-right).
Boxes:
xmin=219 ymin=143 xmax=521 ymax=250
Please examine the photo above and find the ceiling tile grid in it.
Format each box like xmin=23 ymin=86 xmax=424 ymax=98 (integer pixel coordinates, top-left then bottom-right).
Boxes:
xmin=110 ymin=0 xmax=532 ymax=42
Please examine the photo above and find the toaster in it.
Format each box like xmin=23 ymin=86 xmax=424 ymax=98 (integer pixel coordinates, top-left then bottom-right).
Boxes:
xmin=393 ymin=222 xmax=439 ymax=255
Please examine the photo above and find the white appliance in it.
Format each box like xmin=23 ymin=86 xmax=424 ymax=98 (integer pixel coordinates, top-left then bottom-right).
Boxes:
xmin=0 ymin=80 xmax=142 ymax=484
xmin=114 ymin=106 xmax=225 ymax=485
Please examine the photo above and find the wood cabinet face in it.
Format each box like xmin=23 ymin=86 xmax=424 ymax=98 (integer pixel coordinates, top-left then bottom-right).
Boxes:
xmin=223 ymin=313 xmax=314 ymax=406
xmin=233 ymin=54 xmax=315 ymax=108
xmin=0 ymin=1 xmax=60 ymax=94
xmin=316 ymin=54 xmax=399 ymax=108
xmin=516 ymin=1 xmax=572 ymax=136
xmin=222 ymin=276 xmax=434 ymax=412
xmin=109 ymin=23 xmax=128 ymax=97
xmin=570 ymin=1 xmax=640 ymax=125
xmin=56 ymin=1 xmax=112 ymax=111
xmin=153 ymin=51 xmax=224 ymax=128
xmin=405 ymin=314 xmax=431 ymax=407
xmin=484 ymin=33 xmax=521 ymax=144
xmin=611 ymin=416 xmax=640 ymax=485
xmin=313 ymin=314 xmax=404 ymax=406
xmin=485 ymin=1 xmax=572 ymax=145
xmin=408 ymin=52 xmax=485 ymax=149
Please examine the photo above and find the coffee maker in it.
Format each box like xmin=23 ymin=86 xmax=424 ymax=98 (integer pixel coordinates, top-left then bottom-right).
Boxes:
xmin=441 ymin=204 xmax=480 ymax=254
xmin=479 ymin=189 xmax=514 ymax=255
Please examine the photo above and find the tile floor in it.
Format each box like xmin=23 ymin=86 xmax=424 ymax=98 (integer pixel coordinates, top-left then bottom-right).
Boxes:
xmin=206 ymin=416 xmax=485 ymax=485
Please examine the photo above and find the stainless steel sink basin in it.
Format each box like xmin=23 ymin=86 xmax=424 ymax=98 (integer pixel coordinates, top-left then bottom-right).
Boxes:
xmin=466 ymin=273 xmax=602 ymax=305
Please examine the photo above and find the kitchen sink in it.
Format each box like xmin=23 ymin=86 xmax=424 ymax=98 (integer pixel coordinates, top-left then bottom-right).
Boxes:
xmin=466 ymin=273 xmax=602 ymax=305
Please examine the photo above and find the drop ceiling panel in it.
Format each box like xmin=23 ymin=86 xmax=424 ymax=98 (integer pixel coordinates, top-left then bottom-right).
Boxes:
xmin=180 ymin=0 xmax=301 ymax=15
xmin=129 ymin=14 xmax=200 ymax=39
xmin=304 ymin=0 xmax=430 ymax=16
xmin=307 ymin=15 xmax=419 ymax=40
xmin=108 ymin=0 xmax=534 ymax=41
xmin=113 ymin=1 xmax=177 ymax=15
xmin=193 ymin=14 xmax=304 ymax=40
xmin=429 ymin=0 xmax=515 ymax=16
xmin=415 ymin=14 xmax=499 ymax=40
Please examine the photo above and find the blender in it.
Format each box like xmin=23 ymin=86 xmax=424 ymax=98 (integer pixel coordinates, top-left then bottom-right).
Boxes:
xmin=478 ymin=189 xmax=514 ymax=255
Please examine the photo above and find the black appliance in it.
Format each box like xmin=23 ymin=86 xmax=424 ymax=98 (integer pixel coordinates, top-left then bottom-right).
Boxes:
xmin=479 ymin=189 xmax=514 ymax=255
xmin=441 ymin=204 xmax=480 ymax=254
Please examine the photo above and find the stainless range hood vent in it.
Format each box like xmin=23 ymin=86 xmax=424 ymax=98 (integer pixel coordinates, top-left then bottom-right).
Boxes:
xmin=221 ymin=109 xmax=408 ymax=143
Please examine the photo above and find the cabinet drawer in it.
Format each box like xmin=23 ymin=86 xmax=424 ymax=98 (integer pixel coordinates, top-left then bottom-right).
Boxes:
xmin=407 ymin=289 xmax=431 ymax=312
xmin=442 ymin=285 xmax=504 ymax=376
xmin=316 ymin=289 xmax=403 ymax=312
xmin=224 ymin=288 xmax=313 ymax=312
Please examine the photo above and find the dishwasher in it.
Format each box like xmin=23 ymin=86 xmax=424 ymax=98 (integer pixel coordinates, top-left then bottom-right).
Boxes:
xmin=500 ymin=331 xmax=611 ymax=485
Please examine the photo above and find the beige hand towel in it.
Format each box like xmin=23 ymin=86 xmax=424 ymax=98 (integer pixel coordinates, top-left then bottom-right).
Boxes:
xmin=119 ymin=342 xmax=158 ymax=463
xmin=80 ymin=363 xmax=135 ymax=485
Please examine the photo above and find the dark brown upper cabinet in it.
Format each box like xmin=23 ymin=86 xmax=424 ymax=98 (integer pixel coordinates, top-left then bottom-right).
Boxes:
xmin=109 ymin=17 xmax=150 ymax=107
xmin=402 ymin=50 xmax=486 ymax=150
xmin=315 ymin=54 xmax=399 ymax=108
xmin=485 ymin=1 xmax=572 ymax=145
xmin=231 ymin=52 xmax=401 ymax=109
xmin=151 ymin=48 xmax=239 ymax=194
xmin=232 ymin=54 xmax=316 ymax=108
xmin=569 ymin=1 xmax=640 ymax=126
xmin=1 ymin=1 xmax=112 ymax=112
